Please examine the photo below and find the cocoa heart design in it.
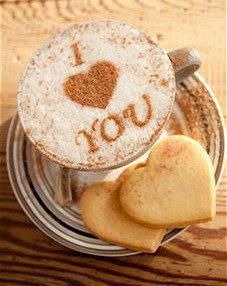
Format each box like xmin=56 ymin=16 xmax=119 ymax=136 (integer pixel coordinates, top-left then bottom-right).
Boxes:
xmin=64 ymin=61 xmax=119 ymax=109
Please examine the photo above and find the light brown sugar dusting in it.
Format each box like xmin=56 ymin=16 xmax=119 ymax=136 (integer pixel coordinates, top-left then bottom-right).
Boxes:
xmin=64 ymin=61 xmax=119 ymax=109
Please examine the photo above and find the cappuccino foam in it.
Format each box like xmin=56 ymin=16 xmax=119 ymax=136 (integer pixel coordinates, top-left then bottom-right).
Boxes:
xmin=18 ymin=20 xmax=175 ymax=170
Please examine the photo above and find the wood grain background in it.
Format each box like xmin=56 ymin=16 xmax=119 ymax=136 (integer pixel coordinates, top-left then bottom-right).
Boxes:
xmin=0 ymin=0 xmax=226 ymax=285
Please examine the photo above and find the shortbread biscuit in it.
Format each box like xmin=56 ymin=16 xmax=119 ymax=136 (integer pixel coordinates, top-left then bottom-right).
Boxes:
xmin=80 ymin=166 xmax=165 ymax=253
xmin=120 ymin=135 xmax=216 ymax=228
xmin=116 ymin=163 xmax=146 ymax=187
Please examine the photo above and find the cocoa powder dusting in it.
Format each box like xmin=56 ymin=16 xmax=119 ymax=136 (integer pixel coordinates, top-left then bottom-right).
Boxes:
xmin=100 ymin=115 xmax=125 ymax=142
xmin=72 ymin=42 xmax=83 ymax=66
xmin=48 ymin=56 xmax=55 ymax=61
xmin=160 ymin=79 xmax=169 ymax=87
xmin=149 ymin=74 xmax=158 ymax=83
xmin=168 ymin=79 xmax=221 ymax=152
xmin=127 ymin=94 xmax=152 ymax=127
xmin=144 ymin=122 xmax=162 ymax=147
xmin=167 ymin=113 xmax=183 ymax=135
xmin=64 ymin=61 xmax=119 ymax=109
xmin=123 ymin=107 xmax=130 ymax=118
xmin=91 ymin=119 xmax=99 ymax=131
xmin=146 ymin=36 xmax=155 ymax=46
xmin=76 ymin=130 xmax=99 ymax=153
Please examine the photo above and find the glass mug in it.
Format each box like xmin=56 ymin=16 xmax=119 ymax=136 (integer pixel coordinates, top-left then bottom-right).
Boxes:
xmin=17 ymin=23 xmax=201 ymax=206
xmin=48 ymin=47 xmax=200 ymax=206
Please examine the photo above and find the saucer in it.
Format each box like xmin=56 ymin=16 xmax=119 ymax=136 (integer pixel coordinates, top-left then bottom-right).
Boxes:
xmin=7 ymin=73 xmax=225 ymax=256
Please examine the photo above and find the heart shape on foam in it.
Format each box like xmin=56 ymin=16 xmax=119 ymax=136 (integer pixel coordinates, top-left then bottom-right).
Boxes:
xmin=80 ymin=165 xmax=165 ymax=253
xmin=120 ymin=135 xmax=216 ymax=228
xmin=64 ymin=60 xmax=119 ymax=109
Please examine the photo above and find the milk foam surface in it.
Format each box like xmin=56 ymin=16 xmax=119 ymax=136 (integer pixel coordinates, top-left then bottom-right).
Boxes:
xmin=18 ymin=20 xmax=176 ymax=170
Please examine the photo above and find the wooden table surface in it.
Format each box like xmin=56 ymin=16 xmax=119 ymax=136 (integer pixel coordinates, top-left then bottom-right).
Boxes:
xmin=0 ymin=0 xmax=226 ymax=285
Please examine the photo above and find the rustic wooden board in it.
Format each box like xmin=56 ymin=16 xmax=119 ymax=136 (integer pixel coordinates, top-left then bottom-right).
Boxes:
xmin=0 ymin=0 xmax=226 ymax=285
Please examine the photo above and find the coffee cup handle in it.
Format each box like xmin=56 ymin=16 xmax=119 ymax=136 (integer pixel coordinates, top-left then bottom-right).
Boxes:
xmin=168 ymin=47 xmax=201 ymax=82
xmin=55 ymin=167 xmax=73 ymax=207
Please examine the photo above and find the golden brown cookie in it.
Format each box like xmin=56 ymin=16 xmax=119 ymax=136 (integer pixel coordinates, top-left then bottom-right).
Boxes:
xmin=116 ymin=163 xmax=146 ymax=188
xmin=80 ymin=166 xmax=165 ymax=253
xmin=120 ymin=135 xmax=216 ymax=228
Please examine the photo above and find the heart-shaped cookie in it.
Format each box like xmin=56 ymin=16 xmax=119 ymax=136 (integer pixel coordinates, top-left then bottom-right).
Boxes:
xmin=120 ymin=135 xmax=216 ymax=228
xmin=80 ymin=165 xmax=165 ymax=253
xmin=64 ymin=61 xmax=119 ymax=109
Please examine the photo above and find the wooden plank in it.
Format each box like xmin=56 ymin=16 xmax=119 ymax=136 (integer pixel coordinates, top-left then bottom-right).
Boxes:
xmin=0 ymin=0 xmax=226 ymax=285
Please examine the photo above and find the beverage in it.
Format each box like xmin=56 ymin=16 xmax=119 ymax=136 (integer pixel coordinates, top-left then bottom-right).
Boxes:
xmin=18 ymin=20 xmax=176 ymax=170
